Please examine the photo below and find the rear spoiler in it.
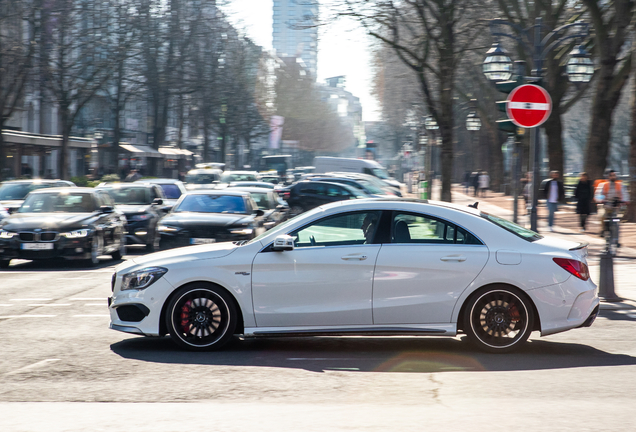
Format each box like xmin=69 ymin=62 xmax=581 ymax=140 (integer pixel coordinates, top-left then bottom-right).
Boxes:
xmin=569 ymin=242 xmax=589 ymax=251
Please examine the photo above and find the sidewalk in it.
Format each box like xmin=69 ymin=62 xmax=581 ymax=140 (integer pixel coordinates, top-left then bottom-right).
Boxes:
xmin=406 ymin=183 xmax=636 ymax=307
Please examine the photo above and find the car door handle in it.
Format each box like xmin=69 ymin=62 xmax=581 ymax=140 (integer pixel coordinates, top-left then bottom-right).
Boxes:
xmin=341 ymin=254 xmax=367 ymax=261
xmin=440 ymin=255 xmax=467 ymax=262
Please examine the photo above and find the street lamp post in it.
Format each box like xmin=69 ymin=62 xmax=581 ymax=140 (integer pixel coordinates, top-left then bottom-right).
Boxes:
xmin=465 ymin=103 xmax=481 ymax=175
xmin=484 ymin=18 xmax=593 ymax=231
xmin=424 ymin=116 xmax=438 ymax=200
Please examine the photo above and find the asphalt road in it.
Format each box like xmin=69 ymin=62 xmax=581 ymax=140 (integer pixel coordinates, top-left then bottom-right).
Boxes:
xmin=1 ymin=250 xmax=636 ymax=432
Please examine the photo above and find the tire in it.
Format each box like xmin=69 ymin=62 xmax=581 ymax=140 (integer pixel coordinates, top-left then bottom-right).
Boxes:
xmin=111 ymin=233 xmax=126 ymax=261
xmin=0 ymin=260 xmax=10 ymax=269
xmin=85 ymin=234 xmax=102 ymax=267
xmin=145 ymin=228 xmax=160 ymax=252
xmin=289 ymin=205 xmax=305 ymax=218
xmin=165 ymin=284 xmax=238 ymax=351
xmin=463 ymin=286 xmax=534 ymax=353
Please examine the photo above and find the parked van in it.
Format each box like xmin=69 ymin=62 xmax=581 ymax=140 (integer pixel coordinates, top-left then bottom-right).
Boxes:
xmin=313 ymin=157 xmax=402 ymax=190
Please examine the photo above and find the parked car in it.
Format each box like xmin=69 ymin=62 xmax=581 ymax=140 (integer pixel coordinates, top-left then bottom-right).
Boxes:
xmin=309 ymin=176 xmax=392 ymax=197
xmin=96 ymin=183 xmax=166 ymax=251
xmin=185 ymin=168 xmax=222 ymax=191
xmin=0 ymin=179 xmax=76 ymax=214
xmin=0 ymin=188 xmax=126 ymax=267
xmin=109 ymin=198 xmax=599 ymax=352
xmin=231 ymin=187 xmax=289 ymax=229
xmin=157 ymin=190 xmax=266 ymax=249
xmin=227 ymin=181 xmax=275 ymax=190
xmin=335 ymin=172 xmax=402 ymax=197
xmin=281 ymin=180 xmax=367 ymax=216
xmin=135 ymin=178 xmax=187 ymax=210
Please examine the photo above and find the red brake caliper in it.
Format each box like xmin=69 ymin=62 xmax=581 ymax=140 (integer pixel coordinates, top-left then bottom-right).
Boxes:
xmin=508 ymin=303 xmax=521 ymax=322
xmin=180 ymin=300 xmax=192 ymax=332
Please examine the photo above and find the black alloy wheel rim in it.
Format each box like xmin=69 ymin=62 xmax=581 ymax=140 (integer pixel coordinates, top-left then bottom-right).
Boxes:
xmin=470 ymin=290 xmax=529 ymax=349
xmin=172 ymin=290 xmax=229 ymax=347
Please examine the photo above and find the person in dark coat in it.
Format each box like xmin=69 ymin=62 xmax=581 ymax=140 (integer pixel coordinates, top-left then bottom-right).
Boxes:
xmin=541 ymin=170 xmax=566 ymax=232
xmin=574 ymin=172 xmax=593 ymax=232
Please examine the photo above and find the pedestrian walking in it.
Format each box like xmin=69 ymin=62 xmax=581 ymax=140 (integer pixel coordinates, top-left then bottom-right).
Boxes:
xmin=574 ymin=172 xmax=593 ymax=232
xmin=463 ymin=170 xmax=471 ymax=194
xmin=478 ymin=171 xmax=490 ymax=197
xmin=471 ymin=171 xmax=479 ymax=197
xmin=596 ymin=169 xmax=624 ymax=236
xmin=541 ymin=170 xmax=565 ymax=232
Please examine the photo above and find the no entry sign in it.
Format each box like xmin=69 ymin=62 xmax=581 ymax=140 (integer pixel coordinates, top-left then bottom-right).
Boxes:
xmin=506 ymin=84 xmax=552 ymax=128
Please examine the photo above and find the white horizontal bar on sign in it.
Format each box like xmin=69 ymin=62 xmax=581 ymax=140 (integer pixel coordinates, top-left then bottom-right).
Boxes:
xmin=508 ymin=102 xmax=550 ymax=110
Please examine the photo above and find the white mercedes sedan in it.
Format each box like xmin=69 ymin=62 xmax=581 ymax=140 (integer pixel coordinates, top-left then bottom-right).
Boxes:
xmin=108 ymin=199 xmax=599 ymax=353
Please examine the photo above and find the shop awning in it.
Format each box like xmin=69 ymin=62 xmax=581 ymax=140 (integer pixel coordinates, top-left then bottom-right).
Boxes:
xmin=158 ymin=147 xmax=193 ymax=159
xmin=119 ymin=144 xmax=163 ymax=158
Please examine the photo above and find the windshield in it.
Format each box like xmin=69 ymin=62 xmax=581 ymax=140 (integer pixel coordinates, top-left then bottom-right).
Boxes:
xmin=222 ymin=173 xmax=257 ymax=183
xmin=19 ymin=192 xmax=95 ymax=213
xmin=102 ymin=187 xmax=151 ymax=205
xmin=358 ymin=180 xmax=384 ymax=195
xmin=372 ymin=168 xmax=389 ymax=179
xmin=481 ymin=212 xmax=543 ymax=242
xmin=0 ymin=183 xmax=55 ymax=200
xmin=250 ymin=192 xmax=271 ymax=210
xmin=174 ymin=194 xmax=247 ymax=214
xmin=158 ymin=184 xmax=182 ymax=199
xmin=185 ymin=173 xmax=218 ymax=184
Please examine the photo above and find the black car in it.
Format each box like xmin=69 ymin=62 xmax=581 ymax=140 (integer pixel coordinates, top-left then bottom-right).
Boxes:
xmin=96 ymin=183 xmax=166 ymax=251
xmin=135 ymin=178 xmax=187 ymax=210
xmin=157 ymin=190 xmax=265 ymax=249
xmin=0 ymin=188 xmax=126 ymax=268
xmin=282 ymin=181 xmax=367 ymax=216
xmin=309 ymin=176 xmax=391 ymax=197
xmin=230 ymin=187 xmax=289 ymax=228
xmin=0 ymin=179 xmax=76 ymax=214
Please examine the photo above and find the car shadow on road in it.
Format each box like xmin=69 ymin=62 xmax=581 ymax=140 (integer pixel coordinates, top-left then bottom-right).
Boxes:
xmin=110 ymin=335 xmax=636 ymax=374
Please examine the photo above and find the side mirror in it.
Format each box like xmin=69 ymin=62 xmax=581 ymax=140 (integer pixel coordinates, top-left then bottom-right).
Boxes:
xmin=272 ymin=234 xmax=294 ymax=252
xmin=152 ymin=198 xmax=163 ymax=206
xmin=254 ymin=209 xmax=265 ymax=217
xmin=100 ymin=205 xmax=114 ymax=214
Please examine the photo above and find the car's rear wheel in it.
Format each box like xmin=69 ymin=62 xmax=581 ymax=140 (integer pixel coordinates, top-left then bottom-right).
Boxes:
xmin=463 ymin=287 xmax=534 ymax=353
xmin=85 ymin=234 xmax=102 ymax=267
xmin=165 ymin=284 xmax=237 ymax=351
xmin=111 ymin=232 xmax=126 ymax=260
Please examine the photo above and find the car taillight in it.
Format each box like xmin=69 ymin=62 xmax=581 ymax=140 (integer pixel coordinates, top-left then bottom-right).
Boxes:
xmin=553 ymin=258 xmax=589 ymax=281
xmin=282 ymin=192 xmax=291 ymax=200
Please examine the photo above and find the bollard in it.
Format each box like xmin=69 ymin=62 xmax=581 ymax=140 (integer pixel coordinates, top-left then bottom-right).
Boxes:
xmin=420 ymin=181 xmax=428 ymax=200
xmin=599 ymin=250 xmax=621 ymax=302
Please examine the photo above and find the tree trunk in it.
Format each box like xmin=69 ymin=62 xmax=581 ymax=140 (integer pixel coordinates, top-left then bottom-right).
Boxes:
xmin=625 ymin=73 xmax=636 ymax=222
xmin=544 ymin=108 xmax=564 ymax=175
xmin=59 ymin=127 xmax=70 ymax=180
xmin=0 ymin=125 xmax=5 ymax=181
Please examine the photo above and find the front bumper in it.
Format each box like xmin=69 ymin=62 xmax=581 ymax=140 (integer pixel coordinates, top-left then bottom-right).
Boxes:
xmin=0 ymin=236 xmax=93 ymax=261
xmin=124 ymin=219 xmax=152 ymax=245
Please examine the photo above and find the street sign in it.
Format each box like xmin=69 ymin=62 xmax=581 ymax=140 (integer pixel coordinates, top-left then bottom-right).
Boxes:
xmin=506 ymin=84 xmax=552 ymax=128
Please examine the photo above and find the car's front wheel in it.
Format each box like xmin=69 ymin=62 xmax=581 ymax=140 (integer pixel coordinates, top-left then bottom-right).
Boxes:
xmin=111 ymin=232 xmax=126 ymax=261
xmin=146 ymin=228 xmax=160 ymax=252
xmin=463 ymin=286 xmax=534 ymax=353
xmin=165 ymin=284 xmax=237 ymax=351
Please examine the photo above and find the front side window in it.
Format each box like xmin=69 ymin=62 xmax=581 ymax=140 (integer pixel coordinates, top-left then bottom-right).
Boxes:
xmin=159 ymin=184 xmax=182 ymax=199
xmin=289 ymin=211 xmax=382 ymax=248
xmin=392 ymin=212 xmax=482 ymax=245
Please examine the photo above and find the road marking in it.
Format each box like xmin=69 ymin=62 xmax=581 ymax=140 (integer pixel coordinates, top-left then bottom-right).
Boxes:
xmin=9 ymin=298 xmax=53 ymax=302
xmin=72 ymin=314 xmax=110 ymax=317
xmin=28 ymin=304 xmax=71 ymax=307
xmin=70 ymin=298 xmax=105 ymax=301
xmin=0 ymin=304 xmax=13 ymax=307
xmin=0 ymin=315 xmax=57 ymax=319
xmin=84 ymin=303 xmax=106 ymax=306
xmin=5 ymin=359 xmax=60 ymax=376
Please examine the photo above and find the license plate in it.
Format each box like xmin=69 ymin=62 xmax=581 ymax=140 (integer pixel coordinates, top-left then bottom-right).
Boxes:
xmin=21 ymin=243 xmax=54 ymax=250
xmin=190 ymin=238 xmax=216 ymax=245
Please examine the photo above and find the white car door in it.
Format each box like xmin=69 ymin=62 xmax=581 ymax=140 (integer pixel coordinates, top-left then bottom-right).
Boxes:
xmin=251 ymin=211 xmax=382 ymax=327
xmin=373 ymin=212 xmax=489 ymax=324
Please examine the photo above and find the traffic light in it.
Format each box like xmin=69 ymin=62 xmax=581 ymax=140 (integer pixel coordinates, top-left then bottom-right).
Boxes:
xmin=495 ymin=75 xmax=524 ymax=134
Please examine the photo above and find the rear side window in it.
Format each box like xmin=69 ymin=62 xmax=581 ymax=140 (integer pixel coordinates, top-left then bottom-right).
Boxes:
xmin=392 ymin=212 xmax=483 ymax=245
xmin=481 ymin=212 xmax=542 ymax=242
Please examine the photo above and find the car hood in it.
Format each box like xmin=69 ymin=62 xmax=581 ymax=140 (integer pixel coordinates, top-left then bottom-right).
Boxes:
xmin=115 ymin=204 xmax=153 ymax=215
xmin=116 ymin=242 xmax=238 ymax=273
xmin=0 ymin=212 xmax=97 ymax=231
xmin=161 ymin=212 xmax=254 ymax=228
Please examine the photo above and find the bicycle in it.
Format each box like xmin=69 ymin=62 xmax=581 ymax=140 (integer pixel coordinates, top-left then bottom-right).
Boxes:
xmin=602 ymin=198 xmax=624 ymax=256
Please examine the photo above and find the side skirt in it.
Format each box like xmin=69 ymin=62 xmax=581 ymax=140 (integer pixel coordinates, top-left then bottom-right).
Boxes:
xmin=243 ymin=324 xmax=457 ymax=338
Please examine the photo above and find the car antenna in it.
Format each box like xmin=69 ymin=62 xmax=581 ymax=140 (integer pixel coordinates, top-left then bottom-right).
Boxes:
xmin=468 ymin=202 xmax=479 ymax=209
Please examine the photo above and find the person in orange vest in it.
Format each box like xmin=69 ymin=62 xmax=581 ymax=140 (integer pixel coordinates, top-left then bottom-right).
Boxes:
xmin=595 ymin=170 xmax=624 ymax=235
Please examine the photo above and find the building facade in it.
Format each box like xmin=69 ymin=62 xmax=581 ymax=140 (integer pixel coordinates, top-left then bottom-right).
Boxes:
xmin=272 ymin=0 xmax=318 ymax=77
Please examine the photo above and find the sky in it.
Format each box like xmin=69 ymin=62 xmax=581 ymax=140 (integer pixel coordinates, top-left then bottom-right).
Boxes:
xmin=221 ymin=0 xmax=380 ymax=121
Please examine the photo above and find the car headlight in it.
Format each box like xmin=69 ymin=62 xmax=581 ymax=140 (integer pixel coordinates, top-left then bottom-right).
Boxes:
xmin=121 ymin=267 xmax=168 ymax=291
xmin=230 ymin=228 xmax=253 ymax=235
xmin=129 ymin=214 xmax=151 ymax=221
xmin=60 ymin=229 xmax=90 ymax=238
xmin=0 ymin=230 xmax=16 ymax=239
xmin=157 ymin=225 xmax=178 ymax=233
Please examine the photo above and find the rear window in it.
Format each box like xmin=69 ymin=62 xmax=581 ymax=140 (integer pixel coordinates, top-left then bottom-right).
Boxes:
xmin=481 ymin=212 xmax=543 ymax=242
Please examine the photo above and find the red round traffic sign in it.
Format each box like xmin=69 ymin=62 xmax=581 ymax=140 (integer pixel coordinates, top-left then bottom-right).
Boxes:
xmin=506 ymin=84 xmax=552 ymax=128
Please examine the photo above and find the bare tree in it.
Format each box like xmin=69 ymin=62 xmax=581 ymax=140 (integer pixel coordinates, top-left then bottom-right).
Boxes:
xmin=0 ymin=0 xmax=41 ymax=179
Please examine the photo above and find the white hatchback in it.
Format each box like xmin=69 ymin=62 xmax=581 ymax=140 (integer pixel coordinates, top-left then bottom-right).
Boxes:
xmin=109 ymin=199 xmax=599 ymax=353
